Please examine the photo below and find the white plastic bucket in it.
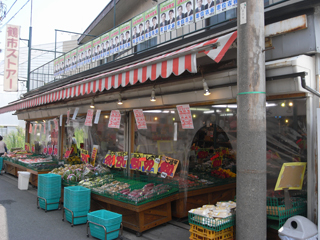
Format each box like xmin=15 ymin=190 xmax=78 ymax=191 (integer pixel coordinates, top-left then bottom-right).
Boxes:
xmin=18 ymin=171 xmax=31 ymax=190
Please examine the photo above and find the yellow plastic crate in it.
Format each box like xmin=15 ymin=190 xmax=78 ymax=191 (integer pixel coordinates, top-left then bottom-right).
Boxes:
xmin=190 ymin=224 xmax=234 ymax=240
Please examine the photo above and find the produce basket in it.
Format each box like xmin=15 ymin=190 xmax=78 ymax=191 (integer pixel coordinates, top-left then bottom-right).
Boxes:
xmin=64 ymin=186 xmax=91 ymax=212
xmin=37 ymin=174 xmax=61 ymax=212
xmin=87 ymin=210 xmax=122 ymax=240
xmin=65 ymin=209 xmax=88 ymax=226
xmin=189 ymin=224 xmax=234 ymax=240
xmin=188 ymin=213 xmax=235 ymax=232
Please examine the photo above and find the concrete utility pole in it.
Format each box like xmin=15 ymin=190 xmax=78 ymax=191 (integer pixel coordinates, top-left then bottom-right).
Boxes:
xmin=236 ymin=0 xmax=266 ymax=239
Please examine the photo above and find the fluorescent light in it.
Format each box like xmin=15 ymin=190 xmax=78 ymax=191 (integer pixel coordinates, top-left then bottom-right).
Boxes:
xmin=170 ymin=111 xmax=175 ymax=114
xmin=143 ymin=110 xmax=162 ymax=113
xmin=162 ymin=110 xmax=169 ymax=113
xmin=204 ymin=110 xmax=215 ymax=114
xmin=190 ymin=108 xmax=211 ymax=111
xmin=266 ymin=103 xmax=277 ymax=107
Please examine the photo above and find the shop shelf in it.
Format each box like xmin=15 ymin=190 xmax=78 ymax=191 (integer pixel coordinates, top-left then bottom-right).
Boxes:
xmin=64 ymin=186 xmax=91 ymax=212
xmin=87 ymin=210 xmax=122 ymax=240
xmin=190 ymin=224 xmax=233 ymax=239
xmin=188 ymin=213 xmax=235 ymax=232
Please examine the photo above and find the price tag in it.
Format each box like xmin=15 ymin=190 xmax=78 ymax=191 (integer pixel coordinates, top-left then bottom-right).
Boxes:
xmin=158 ymin=156 xmax=179 ymax=178
xmin=124 ymin=155 xmax=128 ymax=161
xmin=155 ymin=158 xmax=160 ymax=164
xmin=59 ymin=161 xmax=64 ymax=165
xmin=161 ymin=172 xmax=167 ymax=178
xmin=43 ymin=147 xmax=47 ymax=154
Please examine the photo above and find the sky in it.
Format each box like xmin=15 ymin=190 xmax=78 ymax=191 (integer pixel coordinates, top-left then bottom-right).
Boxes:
xmin=0 ymin=0 xmax=112 ymax=60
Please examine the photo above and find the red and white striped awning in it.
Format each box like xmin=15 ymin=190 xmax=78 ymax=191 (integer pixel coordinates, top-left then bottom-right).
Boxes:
xmin=0 ymin=31 xmax=237 ymax=114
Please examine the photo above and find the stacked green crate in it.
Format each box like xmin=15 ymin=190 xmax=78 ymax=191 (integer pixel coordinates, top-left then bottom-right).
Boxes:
xmin=38 ymin=174 xmax=61 ymax=211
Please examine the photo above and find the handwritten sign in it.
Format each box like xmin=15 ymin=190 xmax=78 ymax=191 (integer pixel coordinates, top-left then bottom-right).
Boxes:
xmin=177 ymin=104 xmax=194 ymax=129
xmin=43 ymin=146 xmax=48 ymax=154
xmin=48 ymin=145 xmax=53 ymax=155
xmin=158 ymin=156 xmax=179 ymax=178
xmin=133 ymin=109 xmax=147 ymax=129
xmin=53 ymin=118 xmax=59 ymax=131
xmin=29 ymin=124 xmax=33 ymax=134
xmin=114 ymin=152 xmax=128 ymax=168
xmin=85 ymin=109 xmax=94 ymax=126
xmin=34 ymin=124 xmax=37 ymax=135
xmin=103 ymin=151 xmax=116 ymax=168
xmin=91 ymin=145 xmax=99 ymax=166
xmin=43 ymin=122 xmax=46 ymax=134
xmin=53 ymin=145 xmax=58 ymax=156
xmin=108 ymin=110 xmax=121 ymax=128
xmin=141 ymin=154 xmax=161 ymax=174
xmin=31 ymin=144 xmax=35 ymax=153
xmin=64 ymin=148 xmax=73 ymax=159
xmin=130 ymin=153 xmax=143 ymax=171
xmin=80 ymin=149 xmax=89 ymax=163
xmin=25 ymin=143 xmax=30 ymax=152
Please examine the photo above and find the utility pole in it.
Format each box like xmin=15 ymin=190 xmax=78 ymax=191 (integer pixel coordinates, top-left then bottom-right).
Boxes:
xmin=236 ymin=0 xmax=266 ymax=239
xmin=26 ymin=0 xmax=32 ymax=92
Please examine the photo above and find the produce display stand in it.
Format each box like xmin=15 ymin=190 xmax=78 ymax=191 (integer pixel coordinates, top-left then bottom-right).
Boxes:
xmin=172 ymin=182 xmax=236 ymax=218
xmin=3 ymin=160 xmax=50 ymax=187
xmin=90 ymin=192 xmax=178 ymax=236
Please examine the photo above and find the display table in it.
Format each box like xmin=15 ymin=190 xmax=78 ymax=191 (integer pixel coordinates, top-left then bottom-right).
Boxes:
xmin=91 ymin=193 xmax=178 ymax=236
xmin=3 ymin=160 xmax=50 ymax=187
xmin=172 ymin=182 xmax=236 ymax=218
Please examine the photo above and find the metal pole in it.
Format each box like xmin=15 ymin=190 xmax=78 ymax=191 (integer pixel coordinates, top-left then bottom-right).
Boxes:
xmin=236 ymin=0 xmax=266 ymax=239
xmin=26 ymin=0 xmax=33 ymax=92
xmin=54 ymin=29 xmax=57 ymax=59
xmin=113 ymin=0 xmax=116 ymax=27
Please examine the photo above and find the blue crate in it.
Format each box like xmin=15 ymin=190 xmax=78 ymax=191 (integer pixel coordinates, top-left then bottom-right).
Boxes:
xmin=39 ymin=197 xmax=60 ymax=211
xmin=65 ymin=209 xmax=88 ymax=225
xmin=64 ymin=186 xmax=91 ymax=212
xmin=38 ymin=174 xmax=61 ymax=199
xmin=0 ymin=157 xmax=3 ymax=173
xmin=88 ymin=210 xmax=122 ymax=240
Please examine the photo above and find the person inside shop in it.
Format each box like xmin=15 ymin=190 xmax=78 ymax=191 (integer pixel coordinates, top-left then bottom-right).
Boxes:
xmin=0 ymin=136 xmax=8 ymax=156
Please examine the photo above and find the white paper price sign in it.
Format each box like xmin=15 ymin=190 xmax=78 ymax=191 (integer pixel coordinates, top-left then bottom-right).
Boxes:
xmin=161 ymin=172 xmax=168 ymax=178
xmin=177 ymin=104 xmax=194 ymax=129
xmin=124 ymin=155 xmax=128 ymax=161
xmin=155 ymin=158 xmax=160 ymax=164
xmin=108 ymin=110 xmax=121 ymax=128
xmin=133 ymin=109 xmax=147 ymax=129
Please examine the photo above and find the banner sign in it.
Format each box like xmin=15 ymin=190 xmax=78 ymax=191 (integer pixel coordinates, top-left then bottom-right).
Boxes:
xmin=158 ymin=156 xmax=179 ymax=178
xmin=64 ymin=51 xmax=72 ymax=73
xmin=92 ymin=37 xmax=102 ymax=62
xmin=177 ymin=104 xmax=194 ymax=129
xmin=176 ymin=0 xmax=194 ymax=28
xmin=119 ymin=21 xmax=131 ymax=52
xmin=133 ymin=109 xmax=147 ymax=129
xmin=108 ymin=110 xmax=121 ymax=128
xmin=85 ymin=109 xmax=94 ymax=126
xmin=84 ymin=41 xmax=92 ymax=65
xmin=34 ymin=124 xmax=37 ymax=135
xmin=54 ymin=55 xmax=65 ymax=77
xmin=110 ymin=27 xmax=120 ymax=56
xmin=94 ymin=109 xmax=101 ymax=124
xmin=66 ymin=110 xmax=70 ymax=125
xmin=48 ymin=145 xmax=53 ymax=155
xmin=31 ymin=144 xmax=35 ymax=153
xmin=70 ymin=49 xmax=77 ymax=71
xmin=114 ymin=151 xmax=128 ymax=168
xmin=216 ymin=0 xmax=237 ymax=14
xmin=91 ymin=145 xmax=99 ymax=166
xmin=43 ymin=122 xmax=46 ymax=134
xmin=77 ymin=45 xmax=86 ymax=68
xmin=100 ymin=32 xmax=111 ymax=58
xmin=4 ymin=24 xmax=20 ymax=92
xmin=144 ymin=6 xmax=158 ymax=40
xmin=53 ymin=145 xmax=58 ymax=156
xmin=132 ymin=13 xmax=145 ymax=45
xmin=160 ymin=0 xmax=176 ymax=34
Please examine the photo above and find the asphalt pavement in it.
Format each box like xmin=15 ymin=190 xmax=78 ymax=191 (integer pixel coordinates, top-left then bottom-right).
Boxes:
xmin=0 ymin=172 xmax=190 ymax=240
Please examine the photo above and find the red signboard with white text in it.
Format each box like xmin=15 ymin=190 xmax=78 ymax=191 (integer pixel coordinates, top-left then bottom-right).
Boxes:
xmin=133 ymin=109 xmax=147 ymax=129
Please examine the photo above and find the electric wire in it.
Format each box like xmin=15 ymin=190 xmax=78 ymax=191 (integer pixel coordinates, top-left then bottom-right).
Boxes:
xmin=4 ymin=0 xmax=18 ymax=20
xmin=0 ymin=0 xmax=30 ymax=30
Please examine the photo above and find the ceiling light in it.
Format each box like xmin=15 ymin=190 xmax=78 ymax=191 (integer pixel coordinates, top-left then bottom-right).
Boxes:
xmin=204 ymin=110 xmax=215 ymax=114
xmin=150 ymin=88 xmax=156 ymax=102
xmin=90 ymin=99 xmax=95 ymax=108
xmin=288 ymin=102 xmax=293 ymax=107
xmin=226 ymin=108 xmax=230 ymax=112
xmin=281 ymin=102 xmax=285 ymax=107
xmin=154 ymin=117 xmax=158 ymax=120
xmin=285 ymin=119 xmax=289 ymax=123
xmin=118 ymin=95 xmax=123 ymax=105
xmin=143 ymin=110 xmax=162 ymax=113
xmin=203 ymin=79 xmax=211 ymax=96
xmin=193 ymin=114 xmax=196 ymax=118
xmin=104 ymin=115 xmax=109 ymax=119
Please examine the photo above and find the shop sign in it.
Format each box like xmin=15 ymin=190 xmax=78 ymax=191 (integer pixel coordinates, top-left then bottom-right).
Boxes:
xmin=130 ymin=153 xmax=143 ymax=171
xmin=53 ymin=118 xmax=59 ymax=131
xmin=25 ymin=143 xmax=30 ymax=152
xmin=29 ymin=124 xmax=33 ymax=134
xmin=114 ymin=152 xmax=128 ymax=168
xmin=4 ymin=24 xmax=20 ymax=92
xmin=85 ymin=109 xmax=94 ymax=126
xmin=108 ymin=110 xmax=121 ymax=128
xmin=91 ymin=145 xmax=99 ymax=166
xmin=133 ymin=109 xmax=147 ymax=129
xmin=80 ymin=149 xmax=89 ymax=163
xmin=72 ymin=107 xmax=79 ymax=120
xmin=158 ymin=156 xmax=179 ymax=178
xmin=43 ymin=146 xmax=47 ymax=154
xmin=104 ymin=151 xmax=116 ymax=167
xmin=64 ymin=148 xmax=73 ymax=159
xmin=177 ymin=104 xmax=194 ymax=129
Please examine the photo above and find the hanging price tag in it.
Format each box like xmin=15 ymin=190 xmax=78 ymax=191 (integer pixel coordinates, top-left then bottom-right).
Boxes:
xmin=161 ymin=172 xmax=167 ymax=178
xmin=130 ymin=153 xmax=142 ymax=171
xmin=158 ymin=156 xmax=179 ymax=178
xmin=155 ymin=158 xmax=160 ymax=164
xmin=103 ymin=151 xmax=115 ymax=168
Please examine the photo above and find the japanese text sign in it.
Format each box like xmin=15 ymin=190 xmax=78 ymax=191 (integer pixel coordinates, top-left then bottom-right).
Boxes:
xmin=108 ymin=110 xmax=121 ymax=128
xmin=130 ymin=153 xmax=143 ymax=171
xmin=80 ymin=149 xmax=89 ymax=163
xmin=91 ymin=145 xmax=99 ymax=166
xmin=133 ymin=109 xmax=147 ymax=129
xmin=53 ymin=118 xmax=59 ymax=131
xmin=4 ymin=24 xmax=20 ymax=92
xmin=85 ymin=109 xmax=94 ymax=126
xmin=177 ymin=104 xmax=194 ymax=129
xmin=158 ymin=156 xmax=179 ymax=178
xmin=114 ymin=152 xmax=128 ymax=169
xmin=104 ymin=151 xmax=116 ymax=168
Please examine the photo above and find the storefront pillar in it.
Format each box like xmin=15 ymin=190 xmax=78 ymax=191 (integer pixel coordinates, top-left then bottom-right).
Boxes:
xmin=237 ymin=0 xmax=266 ymax=239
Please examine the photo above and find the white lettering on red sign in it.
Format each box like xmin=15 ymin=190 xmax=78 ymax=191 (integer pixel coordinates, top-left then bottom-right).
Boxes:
xmin=133 ymin=109 xmax=147 ymax=129
xmin=108 ymin=110 xmax=121 ymax=128
xmin=85 ymin=109 xmax=94 ymax=126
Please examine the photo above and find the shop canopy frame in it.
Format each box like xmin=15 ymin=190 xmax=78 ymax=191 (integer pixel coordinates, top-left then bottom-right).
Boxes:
xmin=0 ymin=31 xmax=237 ymax=114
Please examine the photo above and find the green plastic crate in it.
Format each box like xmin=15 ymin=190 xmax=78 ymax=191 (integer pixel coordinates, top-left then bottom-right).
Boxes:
xmin=188 ymin=213 xmax=235 ymax=232
xmin=0 ymin=157 xmax=3 ymax=173
xmin=39 ymin=197 xmax=60 ymax=211
xmin=65 ymin=209 xmax=88 ymax=225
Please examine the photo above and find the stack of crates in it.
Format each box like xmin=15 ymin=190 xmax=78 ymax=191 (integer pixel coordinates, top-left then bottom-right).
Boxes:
xmin=267 ymin=196 xmax=307 ymax=230
xmin=188 ymin=213 xmax=235 ymax=240
xmin=64 ymin=186 xmax=91 ymax=226
xmin=0 ymin=157 xmax=3 ymax=174
xmin=87 ymin=210 xmax=122 ymax=240
xmin=37 ymin=173 xmax=61 ymax=211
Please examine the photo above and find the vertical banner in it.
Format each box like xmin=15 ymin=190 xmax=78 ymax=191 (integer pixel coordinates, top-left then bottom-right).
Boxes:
xmin=77 ymin=45 xmax=86 ymax=68
xmin=4 ymin=25 xmax=20 ymax=92
xmin=108 ymin=110 xmax=121 ymax=128
xmin=53 ymin=145 xmax=58 ymax=156
xmin=66 ymin=110 xmax=70 ymax=125
xmin=119 ymin=21 xmax=131 ymax=52
xmin=91 ymin=145 xmax=99 ymax=166
xmin=94 ymin=109 xmax=101 ymax=124
xmin=29 ymin=124 xmax=33 ymax=134
xmin=71 ymin=49 xmax=78 ymax=70
xmin=72 ymin=107 xmax=79 ymax=120
xmin=177 ymin=104 xmax=194 ymax=129
xmin=43 ymin=122 xmax=46 ymax=134
xmin=132 ymin=13 xmax=145 ymax=46
xmin=85 ymin=41 xmax=92 ymax=65
xmin=92 ymin=37 xmax=101 ymax=62
xmin=53 ymin=118 xmax=59 ymax=131
xmin=65 ymin=52 xmax=72 ymax=73
xmin=176 ymin=0 xmax=194 ymax=28
xmin=133 ymin=109 xmax=147 ymax=129
xmin=110 ymin=27 xmax=120 ymax=56
xmin=60 ymin=114 xmax=63 ymax=126
xmin=100 ymin=32 xmax=111 ymax=58
xmin=145 ymin=6 xmax=158 ymax=40
xmin=85 ymin=109 xmax=94 ymax=126
xmin=160 ymin=0 xmax=176 ymax=35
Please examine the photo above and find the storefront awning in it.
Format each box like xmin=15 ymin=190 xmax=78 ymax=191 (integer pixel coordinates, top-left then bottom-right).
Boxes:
xmin=0 ymin=31 xmax=237 ymax=114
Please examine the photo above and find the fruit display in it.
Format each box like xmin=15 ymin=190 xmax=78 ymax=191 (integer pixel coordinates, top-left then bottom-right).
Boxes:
xmin=78 ymin=175 xmax=114 ymax=189
xmin=211 ymin=168 xmax=236 ymax=179
xmin=66 ymin=155 xmax=82 ymax=164
xmin=92 ymin=180 xmax=130 ymax=195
